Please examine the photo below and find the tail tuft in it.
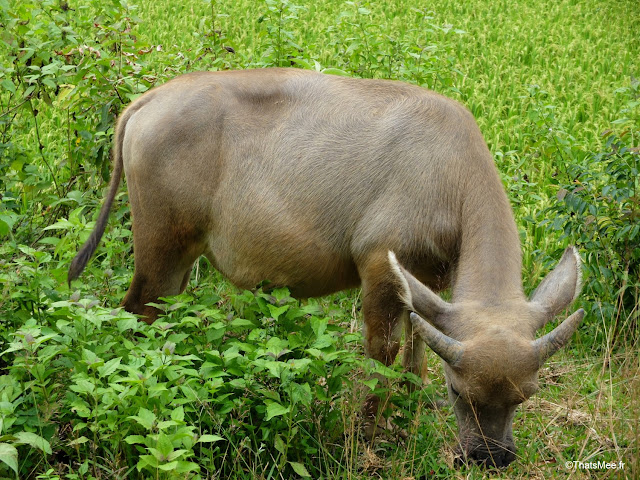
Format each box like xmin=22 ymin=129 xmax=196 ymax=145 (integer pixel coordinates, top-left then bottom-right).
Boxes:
xmin=68 ymin=234 xmax=99 ymax=285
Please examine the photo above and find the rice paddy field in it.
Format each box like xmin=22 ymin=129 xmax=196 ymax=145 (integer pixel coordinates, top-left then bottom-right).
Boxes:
xmin=0 ymin=0 xmax=638 ymax=478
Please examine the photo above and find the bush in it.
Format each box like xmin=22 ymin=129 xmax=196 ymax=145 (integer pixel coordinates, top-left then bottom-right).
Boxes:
xmin=0 ymin=286 xmax=371 ymax=477
xmin=541 ymin=79 xmax=639 ymax=349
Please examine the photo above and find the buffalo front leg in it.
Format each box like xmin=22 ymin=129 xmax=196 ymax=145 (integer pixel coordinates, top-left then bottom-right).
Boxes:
xmin=360 ymin=252 xmax=407 ymax=439
xmin=122 ymin=217 xmax=206 ymax=323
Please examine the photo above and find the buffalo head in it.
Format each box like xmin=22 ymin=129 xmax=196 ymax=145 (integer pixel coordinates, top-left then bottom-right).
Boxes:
xmin=389 ymin=247 xmax=583 ymax=467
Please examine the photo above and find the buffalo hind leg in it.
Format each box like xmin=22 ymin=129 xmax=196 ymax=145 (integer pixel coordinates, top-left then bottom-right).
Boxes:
xmin=122 ymin=222 xmax=205 ymax=323
xmin=360 ymin=251 xmax=407 ymax=440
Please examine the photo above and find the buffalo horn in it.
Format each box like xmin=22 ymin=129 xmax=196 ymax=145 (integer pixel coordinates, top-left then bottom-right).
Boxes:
xmin=533 ymin=308 xmax=585 ymax=366
xmin=410 ymin=312 xmax=464 ymax=366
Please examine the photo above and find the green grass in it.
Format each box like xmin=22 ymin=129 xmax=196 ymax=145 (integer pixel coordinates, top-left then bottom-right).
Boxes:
xmin=0 ymin=0 xmax=638 ymax=478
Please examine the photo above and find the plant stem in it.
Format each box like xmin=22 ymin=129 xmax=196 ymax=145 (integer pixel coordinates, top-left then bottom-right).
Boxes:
xmin=29 ymin=98 xmax=62 ymax=197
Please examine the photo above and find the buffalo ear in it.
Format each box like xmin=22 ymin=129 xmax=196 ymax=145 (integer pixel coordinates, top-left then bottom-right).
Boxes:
xmin=388 ymin=251 xmax=452 ymax=321
xmin=530 ymin=246 xmax=582 ymax=323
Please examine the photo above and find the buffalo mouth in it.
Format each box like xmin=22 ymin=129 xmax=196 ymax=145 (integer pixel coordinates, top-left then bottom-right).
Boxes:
xmin=454 ymin=444 xmax=517 ymax=469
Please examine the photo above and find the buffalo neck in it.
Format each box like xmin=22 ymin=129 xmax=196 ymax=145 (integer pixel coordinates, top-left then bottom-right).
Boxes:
xmin=450 ymin=170 xmax=524 ymax=304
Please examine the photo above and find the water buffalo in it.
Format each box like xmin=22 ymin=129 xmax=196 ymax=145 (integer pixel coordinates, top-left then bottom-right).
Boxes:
xmin=69 ymin=68 xmax=583 ymax=467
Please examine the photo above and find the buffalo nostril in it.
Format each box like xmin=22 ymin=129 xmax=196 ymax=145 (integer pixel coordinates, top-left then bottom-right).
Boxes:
xmin=454 ymin=442 xmax=516 ymax=469
xmin=479 ymin=455 xmax=503 ymax=469
xmin=465 ymin=448 xmax=516 ymax=469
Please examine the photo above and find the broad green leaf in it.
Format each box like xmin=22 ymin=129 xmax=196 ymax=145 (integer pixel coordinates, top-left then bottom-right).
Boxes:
xmin=206 ymin=325 xmax=225 ymax=341
xmin=70 ymin=399 xmax=91 ymax=417
xmin=288 ymin=358 xmax=312 ymax=372
xmin=157 ymin=420 xmax=179 ymax=429
xmin=14 ymin=431 xmax=52 ymax=454
xmin=222 ymin=346 xmax=241 ymax=361
xmin=229 ymin=378 xmax=246 ymax=388
xmin=130 ymin=408 xmax=156 ymax=430
xmin=402 ymin=372 xmax=422 ymax=387
xmin=262 ymin=359 xmax=286 ymax=379
xmin=1 ymin=342 xmax=25 ymax=356
xmin=174 ymin=461 xmax=200 ymax=473
xmin=82 ymin=348 xmax=100 ymax=366
xmin=312 ymin=334 xmax=334 ymax=349
xmin=167 ymin=449 xmax=188 ymax=462
xmin=43 ymin=219 xmax=75 ymax=231
xmin=98 ymin=357 xmax=121 ymax=378
xmin=289 ymin=382 xmax=312 ymax=405
xmin=310 ymin=316 xmax=327 ymax=337
xmin=17 ymin=245 xmax=37 ymax=257
xmin=124 ymin=435 xmax=146 ymax=445
xmin=0 ymin=212 xmax=19 ymax=231
xmin=147 ymin=447 xmax=166 ymax=461
xmin=264 ymin=400 xmax=290 ymax=421
xmin=321 ymin=67 xmax=349 ymax=76
xmin=230 ymin=318 xmax=255 ymax=329
xmin=70 ymin=379 xmax=95 ymax=395
xmin=299 ymin=303 xmax=324 ymax=316
xmin=41 ymin=63 xmax=59 ymax=75
xmin=265 ymin=336 xmax=290 ymax=357
xmin=197 ymin=434 xmax=224 ymax=443
xmin=289 ymin=461 xmax=311 ymax=478
xmin=361 ymin=378 xmax=379 ymax=391
xmin=1 ymin=79 xmax=16 ymax=93
xmin=267 ymin=303 xmax=289 ymax=320
xmin=137 ymin=454 xmax=159 ymax=470
xmin=42 ymin=77 xmax=56 ymax=89
xmin=156 ymin=433 xmax=173 ymax=458
xmin=0 ymin=443 xmax=18 ymax=474
xmin=68 ymin=436 xmax=89 ymax=446
xmin=370 ymin=362 xmax=402 ymax=379
xmin=274 ymin=434 xmax=285 ymax=454
xmin=117 ymin=317 xmax=139 ymax=332
xmin=157 ymin=461 xmax=179 ymax=471
xmin=171 ymin=406 xmax=184 ymax=422
xmin=271 ymin=287 xmax=291 ymax=301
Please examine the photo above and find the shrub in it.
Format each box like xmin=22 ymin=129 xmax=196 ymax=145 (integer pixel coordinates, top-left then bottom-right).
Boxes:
xmin=541 ymin=79 xmax=639 ymax=349
xmin=0 ymin=285 xmax=373 ymax=478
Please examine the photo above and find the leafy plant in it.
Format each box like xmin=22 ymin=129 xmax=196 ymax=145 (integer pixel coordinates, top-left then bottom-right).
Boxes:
xmin=326 ymin=2 xmax=464 ymax=87
xmin=539 ymin=79 xmax=639 ymax=349
xmin=255 ymin=0 xmax=307 ymax=68
xmin=0 ymin=0 xmax=158 ymax=244
xmin=0 ymin=285 xmax=375 ymax=478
